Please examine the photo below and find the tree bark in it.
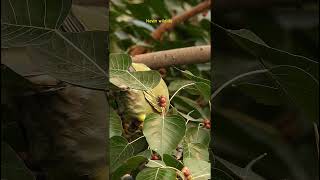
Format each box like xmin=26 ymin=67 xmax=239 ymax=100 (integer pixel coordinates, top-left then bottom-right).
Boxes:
xmin=132 ymin=45 xmax=211 ymax=69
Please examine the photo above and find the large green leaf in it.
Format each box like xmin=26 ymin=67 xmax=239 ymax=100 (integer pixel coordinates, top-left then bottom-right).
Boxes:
xmin=109 ymin=107 xmax=122 ymax=138
xmin=110 ymin=136 xmax=134 ymax=172
xmin=1 ymin=65 xmax=34 ymax=104
xmin=214 ymin=24 xmax=318 ymax=79
xmin=1 ymin=1 xmax=110 ymax=90
xmin=111 ymin=155 xmax=147 ymax=180
xmin=143 ymin=113 xmax=186 ymax=156
xmin=136 ymin=167 xmax=176 ymax=180
xmin=215 ymin=155 xmax=266 ymax=180
xmin=185 ymin=126 xmax=210 ymax=147
xmin=183 ymin=143 xmax=209 ymax=161
xmin=145 ymin=0 xmax=171 ymax=18
xmin=1 ymin=0 xmax=71 ymax=48
xmin=71 ymin=5 xmax=108 ymax=31
xmin=180 ymin=70 xmax=211 ymax=100
xmin=269 ymin=65 xmax=319 ymax=123
xmin=109 ymin=53 xmax=161 ymax=90
xmin=28 ymin=31 xmax=109 ymax=90
xmin=183 ymin=158 xmax=210 ymax=180
xmin=163 ymin=154 xmax=184 ymax=170
xmin=214 ymin=24 xmax=319 ymax=123
xmin=1 ymin=142 xmax=35 ymax=180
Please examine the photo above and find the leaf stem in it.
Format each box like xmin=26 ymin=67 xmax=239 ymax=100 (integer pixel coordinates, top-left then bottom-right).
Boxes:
xmin=211 ymin=69 xmax=268 ymax=100
xmin=170 ymin=83 xmax=196 ymax=102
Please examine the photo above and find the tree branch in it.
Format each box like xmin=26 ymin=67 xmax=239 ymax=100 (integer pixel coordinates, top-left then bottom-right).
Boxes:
xmin=132 ymin=45 xmax=211 ymax=69
xmin=152 ymin=0 xmax=212 ymax=40
xmin=130 ymin=0 xmax=212 ymax=56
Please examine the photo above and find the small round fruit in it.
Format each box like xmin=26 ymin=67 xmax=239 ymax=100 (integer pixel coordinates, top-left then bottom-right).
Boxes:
xmin=159 ymin=97 xmax=166 ymax=104
xmin=203 ymin=119 xmax=210 ymax=125
xmin=160 ymin=102 xmax=166 ymax=108
xmin=181 ymin=167 xmax=191 ymax=177
xmin=151 ymin=154 xmax=159 ymax=160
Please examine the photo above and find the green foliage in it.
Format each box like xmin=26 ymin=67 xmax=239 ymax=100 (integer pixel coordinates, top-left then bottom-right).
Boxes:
xmin=1 ymin=143 xmax=35 ymax=180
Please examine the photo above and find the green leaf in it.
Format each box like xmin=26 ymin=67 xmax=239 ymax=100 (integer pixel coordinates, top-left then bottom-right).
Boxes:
xmin=215 ymin=24 xmax=318 ymax=79
xmin=215 ymin=24 xmax=319 ymax=123
xmin=163 ymin=154 xmax=184 ymax=170
xmin=28 ymin=31 xmax=109 ymax=90
xmin=110 ymin=107 xmax=122 ymax=138
xmin=269 ymin=65 xmax=319 ymax=124
xmin=126 ymin=3 xmax=151 ymax=20
xmin=1 ymin=0 xmax=71 ymax=48
xmin=1 ymin=65 xmax=33 ymax=104
xmin=168 ymin=79 xmax=200 ymax=96
xmin=131 ymin=136 xmax=148 ymax=154
xmin=110 ymin=136 xmax=134 ymax=172
xmin=173 ymin=96 xmax=209 ymax=119
xmin=109 ymin=53 xmax=161 ymax=90
xmin=183 ymin=143 xmax=209 ymax=161
xmin=145 ymin=0 xmax=171 ymax=18
xmin=237 ymin=83 xmax=287 ymax=106
xmin=137 ymin=149 xmax=152 ymax=159
xmin=1 ymin=142 xmax=35 ymax=180
xmin=136 ymin=167 xmax=176 ymax=180
xmin=183 ymin=158 xmax=210 ymax=180
xmin=145 ymin=160 xmax=166 ymax=168
xmin=111 ymin=155 xmax=147 ymax=180
xmin=143 ymin=113 xmax=186 ymax=156
xmin=185 ymin=126 xmax=211 ymax=147
xmin=180 ymin=70 xmax=211 ymax=100
xmin=71 ymin=5 xmax=108 ymax=31
xmin=215 ymin=155 xmax=266 ymax=180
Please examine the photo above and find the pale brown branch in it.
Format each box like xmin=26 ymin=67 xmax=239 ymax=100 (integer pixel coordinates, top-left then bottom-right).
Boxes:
xmin=129 ymin=0 xmax=212 ymax=56
xmin=151 ymin=0 xmax=212 ymax=40
xmin=132 ymin=45 xmax=211 ymax=69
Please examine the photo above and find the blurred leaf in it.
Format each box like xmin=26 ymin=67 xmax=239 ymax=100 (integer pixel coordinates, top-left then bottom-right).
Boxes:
xmin=1 ymin=142 xmax=35 ymax=180
xmin=145 ymin=160 xmax=166 ymax=168
xmin=184 ymin=158 xmax=210 ymax=180
xmin=183 ymin=143 xmax=209 ymax=161
xmin=109 ymin=107 xmax=122 ymax=138
xmin=237 ymin=83 xmax=286 ymax=106
xmin=137 ymin=149 xmax=152 ymax=159
xmin=185 ymin=126 xmax=210 ymax=147
xmin=136 ymin=167 xmax=176 ymax=180
xmin=111 ymin=155 xmax=147 ymax=180
xmin=173 ymin=96 xmax=208 ymax=119
xmin=215 ymin=24 xmax=319 ymax=123
xmin=269 ymin=65 xmax=319 ymax=124
xmin=71 ymin=5 xmax=108 ymax=31
xmin=214 ymin=24 xmax=318 ymax=79
xmin=180 ymin=70 xmax=211 ymax=100
xmin=143 ymin=113 xmax=186 ymax=156
xmin=28 ymin=31 xmax=109 ymax=90
xmin=215 ymin=155 xmax=266 ymax=180
xmin=145 ymin=0 xmax=171 ymax=18
xmin=127 ymin=3 xmax=151 ymax=20
xmin=1 ymin=0 xmax=71 ymax=48
xmin=110 ymin=136 xmax=134 ymax=172
xmin=163 ymin=154 xmax=184 ymax=170
xmin=131 ymin=137 xmax=148 ymax=154
xmin=1 ymin=65 xmax=33 ymax=104
xmin=109 ymin=53 xmax=161 ymax=90
xmin=168 ymin=79 xmax=200 ymax=96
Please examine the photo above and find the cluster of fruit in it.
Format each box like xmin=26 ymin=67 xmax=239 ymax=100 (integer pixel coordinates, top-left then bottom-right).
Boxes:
xmin=182 ymin=166 xmax=192 ymax=180
xmin=158 ymin=95 xmax=167 ymax=108
xmin=203 ymin=119 xmax=211 ymax=129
